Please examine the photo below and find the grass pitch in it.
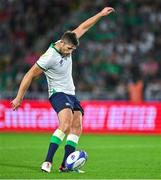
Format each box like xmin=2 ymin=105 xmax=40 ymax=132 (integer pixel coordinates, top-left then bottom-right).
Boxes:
xmin=0 ymin=133 xmax=161 ymax=179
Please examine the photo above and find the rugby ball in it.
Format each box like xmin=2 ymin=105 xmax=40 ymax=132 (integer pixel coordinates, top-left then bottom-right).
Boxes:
xmin=65 ymin=150 xmax=88 ymax=170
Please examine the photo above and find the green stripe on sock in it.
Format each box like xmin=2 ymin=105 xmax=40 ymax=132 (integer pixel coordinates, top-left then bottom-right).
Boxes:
xmin=50 ymin=136 xmax=62 ymax=145
xmin=66 ymin=140 xmax=77 ymax=148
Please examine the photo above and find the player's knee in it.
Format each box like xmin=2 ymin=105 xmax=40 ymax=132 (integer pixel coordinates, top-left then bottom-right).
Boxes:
xmin=73 ymin=121 xmax=82 ymax=130
xmin=58 ymin=109 xmax=73 ymax=134
xmin=59 ymin=118 xmax=72 ymax=134
xmin=71 ymin=121 xmax=82 ymax=135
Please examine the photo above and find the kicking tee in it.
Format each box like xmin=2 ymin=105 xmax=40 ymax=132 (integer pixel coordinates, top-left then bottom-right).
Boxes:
xmin=36 ymin=42 xmax=75 ymax=97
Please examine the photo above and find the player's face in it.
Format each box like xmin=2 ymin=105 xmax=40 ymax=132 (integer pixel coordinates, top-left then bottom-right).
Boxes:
xmin=60 ymin=41 xmax=76 ymax=56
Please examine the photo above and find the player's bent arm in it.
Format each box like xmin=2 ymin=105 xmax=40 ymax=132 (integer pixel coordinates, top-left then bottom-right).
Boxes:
xmin=11 ymin=64 xmax=43 ymax=110
xmin=16 ymin=64 xmax=43 ymax=99
xmin=73 ymin=7 xmax=115 ymax=39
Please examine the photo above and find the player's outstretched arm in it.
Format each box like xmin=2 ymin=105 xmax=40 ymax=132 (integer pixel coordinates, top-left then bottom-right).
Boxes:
xmin=73 ymin=7 xmax=115 ymax=39
xmin=11 ymin=64 xmax=43 ymax=110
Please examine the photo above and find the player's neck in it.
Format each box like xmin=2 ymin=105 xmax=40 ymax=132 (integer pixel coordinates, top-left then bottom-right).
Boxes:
xmin=55 ymin=41 xmax=61 ymax=52
xmin=54 ymin=41 xmax=64 ymax=56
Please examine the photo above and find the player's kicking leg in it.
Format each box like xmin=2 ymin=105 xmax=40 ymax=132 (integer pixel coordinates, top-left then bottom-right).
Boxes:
xmin=41 ymin=108 xmax=73 ymax=173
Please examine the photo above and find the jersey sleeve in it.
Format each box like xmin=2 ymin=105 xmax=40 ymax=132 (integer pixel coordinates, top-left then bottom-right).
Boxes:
xmin=36 ymin=48 xmax=54 ymax=71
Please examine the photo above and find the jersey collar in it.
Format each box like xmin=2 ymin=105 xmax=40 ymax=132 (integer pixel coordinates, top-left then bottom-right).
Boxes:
xmin=50 ymin=42 xmax=63 ymax=56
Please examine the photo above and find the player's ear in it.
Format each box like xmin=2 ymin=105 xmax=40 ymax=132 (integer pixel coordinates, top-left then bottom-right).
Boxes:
xmin=59 ymin=40 xmax=65 ymax=47
xmin=60 ymin=40 xmax=65 ymax=44
xmin=59 ymin=40 xmax=63 ymax=45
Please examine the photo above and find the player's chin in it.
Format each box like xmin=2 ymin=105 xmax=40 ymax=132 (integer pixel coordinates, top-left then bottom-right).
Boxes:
xmin=63 ymin=53 xmax=70 ymax=57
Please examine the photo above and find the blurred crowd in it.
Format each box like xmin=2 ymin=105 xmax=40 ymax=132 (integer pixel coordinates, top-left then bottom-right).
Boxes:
xmin=0 ymin=0 xmax=161 ymax=101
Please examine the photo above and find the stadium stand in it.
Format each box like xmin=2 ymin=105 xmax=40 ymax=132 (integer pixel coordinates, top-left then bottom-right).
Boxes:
xmin=0 ymin=0 xmax=161 ymax=101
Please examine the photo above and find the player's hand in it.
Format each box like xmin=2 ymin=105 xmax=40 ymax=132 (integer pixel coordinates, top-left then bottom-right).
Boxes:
xmin=11 ymin=98 xmax=22 ymax=111
xmin=100 ymin=7 xmax=115 ymax=16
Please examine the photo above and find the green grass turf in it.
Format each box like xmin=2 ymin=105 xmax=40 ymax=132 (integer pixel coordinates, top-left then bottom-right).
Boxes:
xmin=0 ymin=133 xmax=161 ymax=179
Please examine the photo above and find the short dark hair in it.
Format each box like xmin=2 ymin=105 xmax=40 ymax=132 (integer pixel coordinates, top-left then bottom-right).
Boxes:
xmin=61 ymin=31 xmax=79 ymax=47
